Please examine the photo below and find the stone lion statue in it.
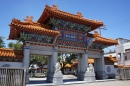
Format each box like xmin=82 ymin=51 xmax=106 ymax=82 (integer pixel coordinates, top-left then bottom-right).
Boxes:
xmin=87 ymin=63 xmax=94 ymax=73
xmin=54 ymin=62 xmax=61 ymax=73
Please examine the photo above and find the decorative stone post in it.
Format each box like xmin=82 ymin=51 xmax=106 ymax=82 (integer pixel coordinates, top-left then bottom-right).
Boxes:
xmin=23 ymin=44 xmax=30 ymax=84
xmin=84 ymin=63 xmax=95 ymax=82
xmin=47 ymin=47 xmax=63 ymax=85
xmin=94 ymin=52 xmax=106 ymax=79
xmin=53 ymin=62 xmax=63 ymax=84
xmin=77 ymin=51 xmax=88 ymax=81
xmin=101 ymin=53 xmax=106 ymax=79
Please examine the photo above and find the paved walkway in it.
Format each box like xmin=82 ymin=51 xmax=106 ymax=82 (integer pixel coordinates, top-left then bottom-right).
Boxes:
xmin=27 ymin=80 xmax=130 ymax=86
xmin=26 ymin=75 xmax=130 ymax=86
xmin=66 ymin=80 xmax=130 ymax=86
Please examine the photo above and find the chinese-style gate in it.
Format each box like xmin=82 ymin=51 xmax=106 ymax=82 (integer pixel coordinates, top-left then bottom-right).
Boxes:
xmin=8 ymin=5 xmax=118 ymax=83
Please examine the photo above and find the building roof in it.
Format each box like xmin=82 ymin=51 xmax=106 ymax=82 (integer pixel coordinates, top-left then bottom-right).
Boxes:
xmin=70 ymin=58 xmax=94 ymax=68
xmin=104 ymin=53 xmax=130 ymax=68
xmin=104 ymin=54 xmax=117 ymax=63
xmin=7 ymin=5 xmax=117 ymax=51
xmin=109 ymin=55 xmax=118 ymax=62
xmin=0 ymin=48 xmax=23 ymax=58
xmin=104 ymin=53 xmax=116 ymax=57
xmin=38 ymin=5 xmax=104 ymax=32
xmin=73 ymin=58 xmax=94 ymax=63
xmin=65 ymin=63 xmax=72 ymax=68
xmin=88 ymin=30 xmax=118 ymax=46
xmin=8 ymin=17 xmax=60 ymax=40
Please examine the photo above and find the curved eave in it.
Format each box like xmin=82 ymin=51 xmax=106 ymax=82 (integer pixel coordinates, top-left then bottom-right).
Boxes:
xmin=0 ymin=48 xmax=23 ymax=58
xmin=8 ymin=19 xmax=60 ymax=40
xmin=87 ymin=32 xmax=118 ymax=46
xmin=109 ymin=55 xmax=118 ymax=62
xmin=94 ymin=37 xmax=118 ymax=46
xmin=38 ymin=5 xmax=104 ymax=32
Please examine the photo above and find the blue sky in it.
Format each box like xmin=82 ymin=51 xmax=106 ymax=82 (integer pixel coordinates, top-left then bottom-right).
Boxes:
xmin=0 ymin=0 xmax=130 ymax=51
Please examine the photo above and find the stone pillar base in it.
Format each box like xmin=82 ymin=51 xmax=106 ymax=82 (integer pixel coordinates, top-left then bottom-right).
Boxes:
xmin=46 ymin=71 xmax=63 ymax=85
xmin=96 ymin=71 xmax=106 ymax=80
xmin=53 ymin=71 xmax=63 ymax=85
xmin=77 ymin=72 xmax=96 ymax=82
xmin=84 ymin=72 xmax=95 ymax=82
xmin=46 ymin=73 xmax=54 ymax=83
xmin=77 ymin=72 xmax=85 ymax=81
xmin=25 ymin=73 xmax=30 ymax=84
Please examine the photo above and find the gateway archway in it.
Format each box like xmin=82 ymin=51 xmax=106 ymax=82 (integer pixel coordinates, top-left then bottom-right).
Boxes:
xmin=8 ymin=5 xmax=118 ymax=83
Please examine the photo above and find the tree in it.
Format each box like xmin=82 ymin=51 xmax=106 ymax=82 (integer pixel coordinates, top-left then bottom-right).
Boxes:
xmin=58 ymin=53 xmax=77 ymax=74
xmin=30 ymin=55 xmax=48 ymax=68
xmin=8 ymin=42 xmax=14 ymax=49
xmin=66 ymin=54 xmax=77 ymax=64
xmin=8 ymin=41 xmax=22 ymax=50
xmin=0 ymin=36 xmax=5 ymax=48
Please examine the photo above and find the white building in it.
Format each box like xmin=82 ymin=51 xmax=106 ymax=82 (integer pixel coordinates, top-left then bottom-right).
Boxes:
xmin=104 ymin=53 xmax=118 ymax=78
xmin=115 ymin=38 xmax=130 ymax=66
xmin=103 ymin=38 xmax=130 ymax=79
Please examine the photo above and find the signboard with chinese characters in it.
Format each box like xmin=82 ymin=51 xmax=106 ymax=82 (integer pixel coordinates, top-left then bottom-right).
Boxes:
xmin=55 ymin=29 xmax=87 ymax=48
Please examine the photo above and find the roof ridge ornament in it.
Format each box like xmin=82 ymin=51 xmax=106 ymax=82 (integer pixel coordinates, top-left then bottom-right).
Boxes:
xmin=24 ymin=16 xmax=33 ymax=23
xmin=52 ymin=5 xmax=58 ymax=11
xmin=94 ymin=30 xmax=100 ymax=37
xmin=77 ymin=12 xmax=83 ymax=18
xmin=23 ymin=16 xmax=41 ymax=25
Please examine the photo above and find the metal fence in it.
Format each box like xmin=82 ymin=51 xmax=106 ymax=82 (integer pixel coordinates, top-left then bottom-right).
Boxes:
xmin=118 ymin=68 xmax=130 ymax=80
xmin=0 ymin=67 xmax=26 ymax=86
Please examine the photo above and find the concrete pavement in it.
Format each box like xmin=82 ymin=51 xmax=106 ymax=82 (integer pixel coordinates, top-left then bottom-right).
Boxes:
xmin=26 ymin=75 xmax=130 ymax=86
xmin=64 ymin=80 xmax=130 ymax=86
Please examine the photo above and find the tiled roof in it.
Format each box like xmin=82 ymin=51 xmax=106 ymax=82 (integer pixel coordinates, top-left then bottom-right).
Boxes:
xmin=88 ymin=59 xmax=94 ymax=63
xmin=72 ymin=59 xmax=94 ymax=64
xmin=88 ymin=30 xmax=118 ymax=46
xmin=71 ymin=58 xmax=94 ymax=68
xmin=0 ymin=48 xmax=23 ymax=58
xmin=38 ymin=5 xmax=104 ymax=32
xmin=8 ymin=17 xmax=60 ymax=40
xmin=65 ymin=63 xmax=72 ymax=68
xmin=109 ymin=55 xmax=118 ymax=62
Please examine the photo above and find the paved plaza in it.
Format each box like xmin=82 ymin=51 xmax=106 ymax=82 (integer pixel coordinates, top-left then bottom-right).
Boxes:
xmin=65 ymin=80 xmax=130 ymax=86
xmin=27 ymin=75 xmax=130 ymax=86
xmin=27 ymin=80 xmax=130 ymax=86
